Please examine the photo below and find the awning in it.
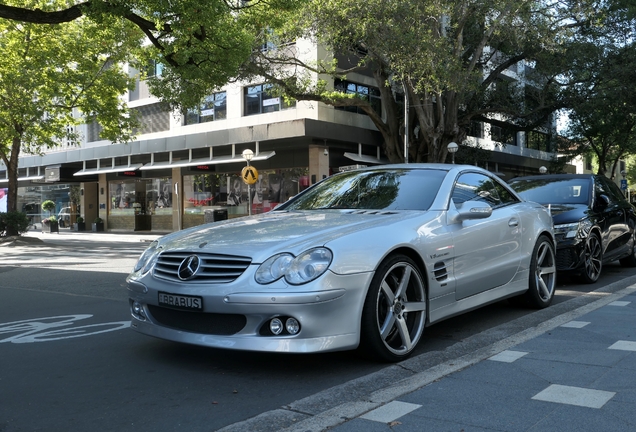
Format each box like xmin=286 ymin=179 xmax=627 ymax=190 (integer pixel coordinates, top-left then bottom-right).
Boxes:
xmin=0 ymin=166 xmax=45 ymax=183
xmin=0 ymin=175 xmax=45 ymax=183
xmin=74 ymin=164 xmax=144 ymax=176
xmin=139 ymin=146 xmax=276 ymax=171
xmin=74 ymin=156 xmax=143 ymax=176
xmin=343 ymin=143 xmax=388 ymax=165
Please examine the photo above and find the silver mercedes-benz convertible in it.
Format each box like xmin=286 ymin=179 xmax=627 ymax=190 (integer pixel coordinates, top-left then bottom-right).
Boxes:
xmin=127 ymin=164 xmax=556 ymax=362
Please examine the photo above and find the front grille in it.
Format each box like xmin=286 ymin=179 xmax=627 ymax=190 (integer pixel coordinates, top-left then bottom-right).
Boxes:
xmin=153 ymin=251 xmax=251 ymax=283
xmin=556 ymin=248 xmax=579 ymax=270
xmin=148 ymin=305 xmax=247 ymax=335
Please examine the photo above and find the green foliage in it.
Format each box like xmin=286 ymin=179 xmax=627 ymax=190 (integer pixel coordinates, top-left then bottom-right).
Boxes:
xmin=76 ymin=216 xmax=84 ymax=223
xmin=41 ymin=200 xmax=56 ymax=213
xmin=0 ymin=0 xmax=144 ymax=214
xmin=0 ymin=211 xmax=30 ymax=237
xmin=563 ymin=42 xmax=636 ymax=175
xmin=256 ymin=0 xmax=590 ymax=163
xmin=127 ymin=0 xmax=303 ymax=110
xmin=94 ymin=217 xmax=104 ymax=224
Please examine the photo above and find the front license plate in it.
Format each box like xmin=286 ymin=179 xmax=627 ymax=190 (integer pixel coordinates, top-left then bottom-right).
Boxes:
xmin=158 ymin=292 xmax=203 ymax=311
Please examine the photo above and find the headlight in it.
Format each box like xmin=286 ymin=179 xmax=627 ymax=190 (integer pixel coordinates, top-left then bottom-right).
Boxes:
xmin=133 ymin=240 xmax=160 ymax=273
xmin=554 ymin=219 xmax=592 ymax=239
xmin=255 ymin=248 xmax=333 ymax=285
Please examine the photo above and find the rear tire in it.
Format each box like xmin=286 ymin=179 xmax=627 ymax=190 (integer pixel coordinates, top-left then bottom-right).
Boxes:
xmin=359 ymin=254 xmax=427 ymax=362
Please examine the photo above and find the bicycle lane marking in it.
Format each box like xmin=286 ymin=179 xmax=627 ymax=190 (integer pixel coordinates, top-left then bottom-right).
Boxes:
xmin=0 ymin=314 xmax=130 ymax=343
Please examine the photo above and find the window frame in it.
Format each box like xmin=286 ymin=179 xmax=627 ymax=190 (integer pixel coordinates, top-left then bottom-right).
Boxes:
xmin=185 ymin=92 xmax=227 ymax=125
xmin=243 ymin=83 xmax=294 ymax=116
xmin=452 ymin=172 xmax=519 ymax=209
xmin=333 ymin=79 xmax=382 ymax=116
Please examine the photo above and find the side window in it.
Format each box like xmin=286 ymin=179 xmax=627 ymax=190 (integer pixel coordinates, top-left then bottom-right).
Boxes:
xmin=452 ymin=173 xmax=502 ymax=208
xmin=595 ymin=177 xmax=617 ymax=205
xmin=600 ymin=177 xmax=626 ymax=203
xmin=491 ymin=179 xmax=519 ymax=206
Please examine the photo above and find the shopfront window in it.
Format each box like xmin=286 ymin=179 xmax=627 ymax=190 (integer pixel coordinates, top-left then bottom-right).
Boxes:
xmin=108 ymin=179 xmax=173 ymax=231
xmin=147 ymin=178 xmax=172 ymax=215
xmin=183 ymin=168 xmax=309 ymax=224
xmin=109 ymin=179 xmax=172 ymax=216
xmin=110 ymin=182 xmax=137 ymax=215
xmin=17 ymin=184 xmax=75 ymax=227
xmin=0 ymin=187 xmax=7 ymax=213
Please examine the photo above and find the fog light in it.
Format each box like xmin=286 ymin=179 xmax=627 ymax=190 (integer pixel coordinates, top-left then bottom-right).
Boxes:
xmin=286 ymin=318 xmax=300 ymax=335
xmin=132 ymin=301 xmax=145 ymax=318
xmin=270 ymin=318 xmax=283 ymax=335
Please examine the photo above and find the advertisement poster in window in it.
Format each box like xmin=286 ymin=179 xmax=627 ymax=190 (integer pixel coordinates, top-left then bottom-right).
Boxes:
xmin=0 ymin=188 xmax=7 ymax=213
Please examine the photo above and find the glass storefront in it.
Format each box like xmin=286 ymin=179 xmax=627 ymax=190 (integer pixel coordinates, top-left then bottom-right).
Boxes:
xmin=183 ymin=168 xmax=309 ymax=228
xmin=12 ymin=167 xmax=311 ymax=232
xmin=108 ymin=178 xmax=173 ymax=231
xmin=16 ymin=184 xmax=79 ymax=228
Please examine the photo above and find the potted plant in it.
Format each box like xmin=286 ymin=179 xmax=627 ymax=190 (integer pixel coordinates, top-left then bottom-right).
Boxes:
xmin=92 ymin=217 xmax=104 ymax=232
xmin=41 ymin=215 xmax=59 ymax=233
xmin=41 ymin=200 xmax=56 ymax=215
xmin=74 ymin=216 xmax=86 ymax=232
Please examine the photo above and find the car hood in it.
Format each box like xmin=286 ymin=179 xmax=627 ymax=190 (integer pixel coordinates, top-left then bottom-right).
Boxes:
xmin=544 ymin=203 xmax=591 ymax=225
xmin=153 ymin=210 xmax=427 ymax=262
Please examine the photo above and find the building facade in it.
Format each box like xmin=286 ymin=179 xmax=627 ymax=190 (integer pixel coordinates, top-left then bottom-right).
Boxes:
xmin=0 ymin=42 xmax=573 ymax=233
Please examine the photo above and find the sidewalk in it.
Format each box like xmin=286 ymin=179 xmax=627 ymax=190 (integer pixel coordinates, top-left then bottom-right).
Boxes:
xmin=1 ymin=228 xmax=167 ymax=246
xmin=326 ymin=287 xmax=636 ymax=432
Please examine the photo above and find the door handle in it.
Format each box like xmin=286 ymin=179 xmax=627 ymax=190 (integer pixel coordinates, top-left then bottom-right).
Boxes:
xmin=508 ymin=218 xmax=519 ymax=227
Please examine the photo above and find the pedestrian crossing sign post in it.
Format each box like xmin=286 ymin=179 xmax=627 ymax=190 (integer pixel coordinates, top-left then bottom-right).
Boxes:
xmin=242 ymin=166 xmax=259 ymax=185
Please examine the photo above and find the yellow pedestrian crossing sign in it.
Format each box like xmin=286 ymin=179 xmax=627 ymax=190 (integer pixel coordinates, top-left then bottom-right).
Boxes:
xmin=242 ymin=166 xmax=259 ymax=185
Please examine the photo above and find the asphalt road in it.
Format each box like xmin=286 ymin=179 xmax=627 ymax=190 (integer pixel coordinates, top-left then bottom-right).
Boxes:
xmin=1 ymin=231 xmax=636 ymax=431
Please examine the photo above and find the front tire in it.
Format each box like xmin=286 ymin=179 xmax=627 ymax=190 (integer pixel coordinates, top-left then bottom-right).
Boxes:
xmin=523 ymin=235 xmax=557 ymax=309
xmin=578 ymin=233 xmax=602 ymax=284
xmin=359 ymin=255 xmax=427 ymax=362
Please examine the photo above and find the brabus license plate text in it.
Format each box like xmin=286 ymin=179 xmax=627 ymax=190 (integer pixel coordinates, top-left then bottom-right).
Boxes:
xmin=158 ymin=292 xmax=203 ymax=310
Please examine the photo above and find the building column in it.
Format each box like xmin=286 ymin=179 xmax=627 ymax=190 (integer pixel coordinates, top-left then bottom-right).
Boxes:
xmin=81 ymin=182 xmax=99 ymax=225
xmin=97 ymin=173 xmax=108 ymax=227
xmin=172 ymin=167 xmax=183 ymax=231
xmin=308 ymin=144 xmax=330 ymax=185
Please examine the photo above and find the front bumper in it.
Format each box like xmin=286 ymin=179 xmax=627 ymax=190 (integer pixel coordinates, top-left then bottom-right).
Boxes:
xmin=127 ymin=270 xmax=374 ymax=353
xmin=555 ymin=237 xmax=585 ymax=271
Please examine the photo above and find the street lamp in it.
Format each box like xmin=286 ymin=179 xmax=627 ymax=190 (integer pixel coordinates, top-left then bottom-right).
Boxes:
xmin=242 ymin=149 xmax=254 ymax=215
xmin=242 ymin=149 xmax=254 ymax=163
xmin=539 ymin=166 xmax=547 ymax=174
xmin=447 ymin=142 xmax=458 ymax=164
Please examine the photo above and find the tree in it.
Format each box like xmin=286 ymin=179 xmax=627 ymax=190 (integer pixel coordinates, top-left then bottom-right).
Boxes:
xmin=243 ymin=0 xmax=610 ymax=163
xmin=0 ymin=1 xmax=142 ymax=235
xmin=0 ymin=0 xmax=302 ymax=109
xmin=560 ymin=8 xmax=636 ymax=177
xmin=0 ymin=0 xmax=584 ymax=166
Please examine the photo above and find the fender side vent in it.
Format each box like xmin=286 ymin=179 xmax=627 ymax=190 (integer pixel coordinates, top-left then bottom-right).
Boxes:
xmin=433 ymin=261 xmax=448 ymax=281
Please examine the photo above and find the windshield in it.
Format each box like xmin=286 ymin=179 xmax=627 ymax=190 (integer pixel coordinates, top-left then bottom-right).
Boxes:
xmin=509 ymin=178 xmax=591 ymax=205
xmin=278 ymin=168 xmax=446 ymax=211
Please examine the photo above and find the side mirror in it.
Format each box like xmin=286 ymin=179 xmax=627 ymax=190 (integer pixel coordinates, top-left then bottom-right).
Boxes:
xmin=596 ymin=194 xmax=610 ymax=208
xmin=448 ymin=200 xmax=493 ymax=224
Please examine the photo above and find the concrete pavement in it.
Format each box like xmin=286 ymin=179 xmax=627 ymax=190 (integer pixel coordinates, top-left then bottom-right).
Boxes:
xmin=286 ymin=285 xmax=636 ymax=432
xmin=0 ymin=227 xmax=166 ymax=247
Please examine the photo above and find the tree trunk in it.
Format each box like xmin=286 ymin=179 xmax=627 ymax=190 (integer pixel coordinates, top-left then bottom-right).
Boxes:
xmin=2 ymin=136 xmax=22 ymax=236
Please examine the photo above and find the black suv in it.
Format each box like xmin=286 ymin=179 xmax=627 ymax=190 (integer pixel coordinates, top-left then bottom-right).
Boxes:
xmin=509 ymin=174 xmax=636 ymax=283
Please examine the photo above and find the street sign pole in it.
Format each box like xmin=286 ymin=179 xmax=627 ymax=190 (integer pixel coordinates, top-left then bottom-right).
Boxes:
xmin=241 ymin=149 xmax=256 ymax=216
